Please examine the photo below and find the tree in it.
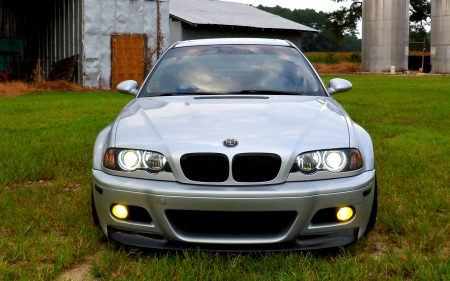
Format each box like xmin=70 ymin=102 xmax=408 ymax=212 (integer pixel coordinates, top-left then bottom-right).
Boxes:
xmin=326 ymin=0 xmax=431 ymax=42
xmin=325 ymin=1 xmax=362 ymax=41
xmin=256 ymin=5 xmax=361 ymax=52
xmin=409 ymin=0 xmax=431 ymax=49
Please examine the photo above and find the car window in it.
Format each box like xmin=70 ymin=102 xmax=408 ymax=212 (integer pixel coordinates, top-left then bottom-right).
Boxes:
xmin=140 ymin=45 xmax=326 ymax=97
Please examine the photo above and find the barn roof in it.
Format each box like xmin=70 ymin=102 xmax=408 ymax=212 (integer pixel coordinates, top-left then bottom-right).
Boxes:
xmin=169 ymin=0 xmax=318 ymax=33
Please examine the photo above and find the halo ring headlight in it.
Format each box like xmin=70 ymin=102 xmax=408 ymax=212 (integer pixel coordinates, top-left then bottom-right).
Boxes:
xmin=323 ymin=151 xmax=347 ymax=172
xmin=118 ymin=150 xmax=141 ymax=171
xmin=143 ymin=151 xmax=167 ymax=172
xmin=296 ymin=151 xmax=321 ymax=173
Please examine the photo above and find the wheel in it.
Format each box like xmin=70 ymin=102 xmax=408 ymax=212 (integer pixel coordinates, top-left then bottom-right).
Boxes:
xmin=364 ymin=175 xmax=378 ymax=235
xmin=91 ymin=188 xmax=100 ymax=226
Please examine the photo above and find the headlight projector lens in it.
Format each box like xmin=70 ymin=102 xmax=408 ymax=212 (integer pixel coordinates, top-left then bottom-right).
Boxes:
xmin=118 ymin=150 xmax=141 ymax=171
xmin=296 ymin=151 xmax=321 ymax=173
xmin=143 ymin=152 xmax=167 ymax=172
xmin=323 ymin=151 xmax=347 ymax=172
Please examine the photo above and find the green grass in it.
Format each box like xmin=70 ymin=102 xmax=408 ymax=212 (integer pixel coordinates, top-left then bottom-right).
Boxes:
xmin=0 ymin=77 xmax=449 ymax=280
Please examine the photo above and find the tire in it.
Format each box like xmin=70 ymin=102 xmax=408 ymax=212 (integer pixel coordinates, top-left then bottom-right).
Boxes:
xmin=364 ymin=175 xmax=378 ymax=235
xmin=91 ymin=188 xmax=100 ymax=227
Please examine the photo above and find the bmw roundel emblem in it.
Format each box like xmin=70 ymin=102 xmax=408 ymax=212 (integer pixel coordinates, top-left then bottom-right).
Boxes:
xmin=223 ymin=138 xmax=239 ymax=148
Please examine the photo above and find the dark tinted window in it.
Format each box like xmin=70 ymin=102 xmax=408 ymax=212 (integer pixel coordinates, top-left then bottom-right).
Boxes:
xmin=140 ymin=45 xmax=326 ymax=97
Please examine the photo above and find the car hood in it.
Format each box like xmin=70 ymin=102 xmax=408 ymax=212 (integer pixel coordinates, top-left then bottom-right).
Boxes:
xmin=114 ymin=95 xmax=349 ymax=158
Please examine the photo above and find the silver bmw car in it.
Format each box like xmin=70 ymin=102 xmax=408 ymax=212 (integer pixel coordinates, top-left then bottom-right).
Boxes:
xmin=92 ymin=38 xmax=377 ymax=251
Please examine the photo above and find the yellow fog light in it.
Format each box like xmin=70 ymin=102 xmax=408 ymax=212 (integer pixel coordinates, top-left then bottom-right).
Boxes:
xmin=112 ymin=205 xmax=128 ymax=219
xmin=337 ymin=207 xmax=354 ymax=222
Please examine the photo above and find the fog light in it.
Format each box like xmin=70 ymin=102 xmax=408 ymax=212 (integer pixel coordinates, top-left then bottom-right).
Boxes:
xmin=112 ymin=205 xmax=128 ymax=219
xmin=337 ymin=207 xmax=354 ymax=222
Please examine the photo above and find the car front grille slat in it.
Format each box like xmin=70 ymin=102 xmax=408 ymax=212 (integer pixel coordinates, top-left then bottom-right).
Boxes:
xmin=180 ymin=153 xmax=229 ymax=182
xmin=232 ymin=154 xmax=281 ymax=182
xmin=166 ymin=210 xmax=297 ymax=235
xmin=180 ymin=153 xmax=281 ymax=183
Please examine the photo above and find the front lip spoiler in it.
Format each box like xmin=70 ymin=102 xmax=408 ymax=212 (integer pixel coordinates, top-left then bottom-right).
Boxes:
xmin=107 ymin=226 xmax=359 ymax=252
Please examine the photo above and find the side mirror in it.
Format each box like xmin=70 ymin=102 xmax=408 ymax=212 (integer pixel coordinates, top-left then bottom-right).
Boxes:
xmin=328 ymin=78 xmax=352 ymax=95
xmin=117 ymin=80 xmax=139 ymax=96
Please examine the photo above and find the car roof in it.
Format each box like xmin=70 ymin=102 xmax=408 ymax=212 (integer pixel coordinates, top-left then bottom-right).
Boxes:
xmin=173 ymin=38 xmax=293 ymax=48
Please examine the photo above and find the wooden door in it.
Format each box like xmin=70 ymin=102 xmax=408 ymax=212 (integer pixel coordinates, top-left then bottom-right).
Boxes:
xmin=111 ymin=34 xmax=146 ymax=89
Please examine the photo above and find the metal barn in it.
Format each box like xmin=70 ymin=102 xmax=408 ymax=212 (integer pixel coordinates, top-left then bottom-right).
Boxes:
xmin=0 ymin=0 xmax=169 ymax=88
xmin=431 ymin=0 xmax=450 ymax=74
xmin=169 ymin=0 xmax=317 ymax=49
xmin=361 ymin=0 xmax=409 ymax=73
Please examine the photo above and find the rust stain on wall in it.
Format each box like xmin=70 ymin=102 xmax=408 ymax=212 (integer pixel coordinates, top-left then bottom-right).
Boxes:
xmin=157 ymin=1 xmax=163 ymax=58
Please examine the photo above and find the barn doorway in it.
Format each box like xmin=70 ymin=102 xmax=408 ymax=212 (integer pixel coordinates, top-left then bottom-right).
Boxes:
xmin=111 ymin=34 xmax=146 ymax=90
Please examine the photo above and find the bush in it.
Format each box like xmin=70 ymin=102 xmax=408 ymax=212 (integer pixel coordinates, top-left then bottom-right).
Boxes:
xmin=325 ymin=52 xmax=340 ymax=64
xmin=304 ymin=52 xmax=362 ymax=65
xmin=349 ymin=53 xmax=361 ymax=63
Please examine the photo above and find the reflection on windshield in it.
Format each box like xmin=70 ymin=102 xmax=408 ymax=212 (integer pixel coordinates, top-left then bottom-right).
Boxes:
xmin=141 ymin=45 xmax=326 ymax=97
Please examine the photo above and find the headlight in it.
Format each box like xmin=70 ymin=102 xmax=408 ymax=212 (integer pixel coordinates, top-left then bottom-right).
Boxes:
xmin=294 ymin=149 xmax=363 ymax=174
xmin=323 ymin=151 xmax=347 ymax=172
xmin=118 ymin=150 xmax=142 ymax=171
xmin=296 ymin=151 xmax=321 ymax=173
xmin=103 ymin=148 xmax=169 ymax=173
xmin=143 ymin=151 xmax=167 ymax=172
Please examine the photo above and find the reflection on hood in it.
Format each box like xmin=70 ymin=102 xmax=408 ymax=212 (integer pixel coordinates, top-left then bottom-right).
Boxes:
xmin=114 ymin=96 xmax=349 ymax=157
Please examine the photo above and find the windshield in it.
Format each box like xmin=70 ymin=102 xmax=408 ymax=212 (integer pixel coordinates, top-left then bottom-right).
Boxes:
xmin=140 ymin=45 xmax=327 ymax=97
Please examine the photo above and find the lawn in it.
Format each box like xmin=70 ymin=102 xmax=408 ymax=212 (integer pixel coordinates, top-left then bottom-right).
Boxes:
xmin=0 ymin=75 xmax=449 ymax=280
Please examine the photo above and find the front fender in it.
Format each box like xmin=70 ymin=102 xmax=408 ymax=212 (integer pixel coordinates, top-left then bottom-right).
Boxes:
xmin=93 ymin=124 xmax=113 ymax=170
xmin=352 ymin=123 xmax=374 ymax=171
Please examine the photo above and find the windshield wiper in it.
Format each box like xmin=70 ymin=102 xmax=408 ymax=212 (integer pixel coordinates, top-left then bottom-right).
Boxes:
xmin=231 ymin=90 xmax=302 ymax=95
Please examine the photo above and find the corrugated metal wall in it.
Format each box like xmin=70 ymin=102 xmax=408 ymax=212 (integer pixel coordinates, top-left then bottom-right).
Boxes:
xmin=361 ymin=0 xmax=409 ymax=72
xmin=83 ymin=0 xmax=170 ymax=88
xmin=38 ymin=0 xmax=83 ymax=83
xmin=431 ymin=0 xmax=450 ymax=74
xmin=169 ymin=18 xmax=183 ymax=46
xmin=180 ymin=23 xmax=303 ymax=49
xmin=0 ymin=0 xmax=83 ymax=82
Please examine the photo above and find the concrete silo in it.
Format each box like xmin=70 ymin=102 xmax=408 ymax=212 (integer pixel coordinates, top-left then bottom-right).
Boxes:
xmin=431 ymin=0 xmax=450 ymax=73
xmin=362 ymin=0 xmax=410 ymax=72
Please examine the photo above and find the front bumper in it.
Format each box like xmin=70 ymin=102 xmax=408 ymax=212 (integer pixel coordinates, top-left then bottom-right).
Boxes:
xmin=92 ymin=169 xmax=376 ymax=251
xmin=107 ymin=225 xmax=359 ymax=252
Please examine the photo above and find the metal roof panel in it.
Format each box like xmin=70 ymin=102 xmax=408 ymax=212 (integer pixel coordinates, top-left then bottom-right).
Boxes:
xmin=170 ymin=0 xmax=318 ymax=32
xmin=173 ymin=38 xmax=292 ymax=48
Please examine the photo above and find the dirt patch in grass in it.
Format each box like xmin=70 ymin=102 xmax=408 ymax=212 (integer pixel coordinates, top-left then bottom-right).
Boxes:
xmin=57 ymin=256 xmax=96 ymax=281
xmin=441 ymin=244 xmax=450 ymax=257
xmin=365 ymin=233 xmax=390 ymax=260
xmin=56 ymin=252 xmax=102 ymax=281
xmin=313 ymin=62 xmax=362 ymax=74
xmin=0 ymin=81 xmax=104 ymax=97
xmin=357 ymin=231 xmax=407 ymax=261
xmin=3 ymin=180 xmax=54 ymax=191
